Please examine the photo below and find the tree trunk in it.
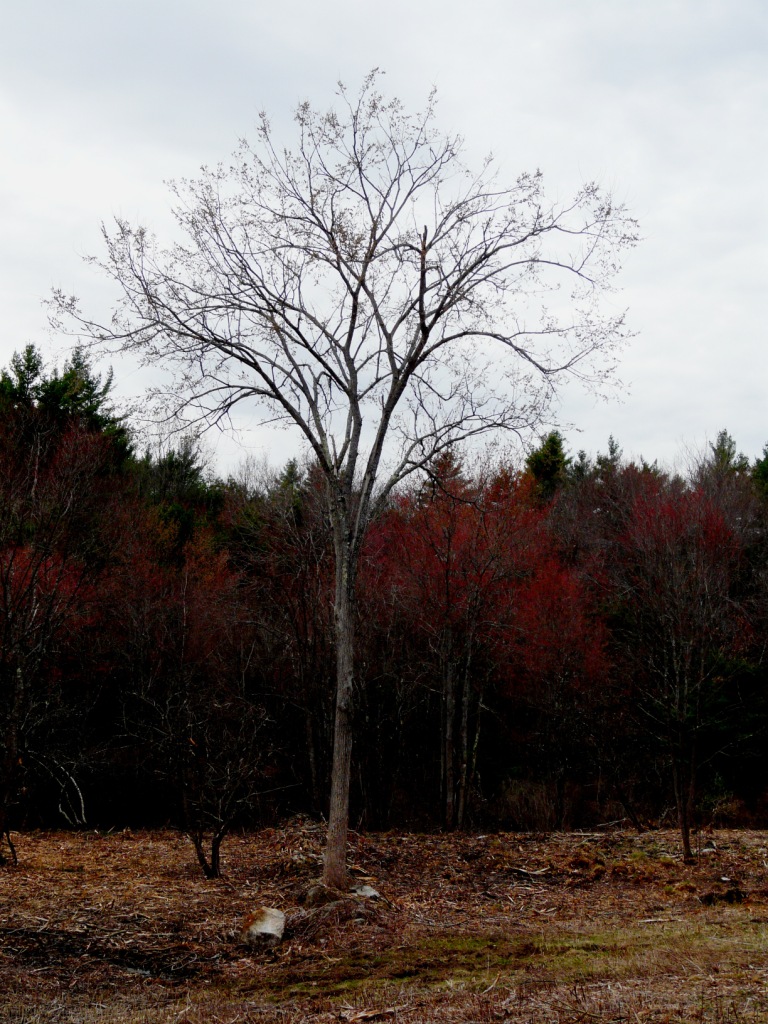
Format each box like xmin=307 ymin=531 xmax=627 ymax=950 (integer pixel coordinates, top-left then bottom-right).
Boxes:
xmin=188 ymin=830 xmax=215 ymax=878
xmin=554 ymin=771 xmax=567 ymax=831
xmin=672 ymin=754 xmax=694 ymax=861
xmin=322 ymin=550 xmax=356 ymax=889
xmin=210 ymin=827 xmax=226 ymax=878
xmin=305 ymin=711 xmax=321 ymax=814
xmin=0 ymin=828 xmax=16 ymax=866
xmin=443 ymin=659 xmax=456 ymax=829
xmin=469 ymin=696 xmax=482 ymax=816
xmin=456 ymin=656 xmax=472 ymax=829
xmin=0 ymin=667 xmax=23 ymax=865
xmin=614 ymin=782 xmax=645 ymax=832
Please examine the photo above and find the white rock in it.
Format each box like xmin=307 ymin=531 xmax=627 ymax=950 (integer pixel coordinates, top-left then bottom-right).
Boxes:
xmin=351 ymin=884 xmax=381 ymax=900
xmin=240 ymin=906 xmax=286 ymax=947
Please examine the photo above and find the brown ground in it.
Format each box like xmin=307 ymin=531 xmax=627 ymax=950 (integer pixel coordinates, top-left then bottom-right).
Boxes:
xmin=2 ymin=823 xmax=768 ymax=1023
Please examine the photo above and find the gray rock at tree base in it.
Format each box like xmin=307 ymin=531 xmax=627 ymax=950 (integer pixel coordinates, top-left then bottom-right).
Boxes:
xmin=240 ymin=906 xmax=286 ymax=947
xmin=350 ymin=884 xmax=381 ymax=900
xmin=304 ymin=880 xmax=385 ymax=906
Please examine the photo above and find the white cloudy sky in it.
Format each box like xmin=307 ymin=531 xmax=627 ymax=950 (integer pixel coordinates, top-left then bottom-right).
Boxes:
xmin=1 ymin=0 xmax=766 ymax=472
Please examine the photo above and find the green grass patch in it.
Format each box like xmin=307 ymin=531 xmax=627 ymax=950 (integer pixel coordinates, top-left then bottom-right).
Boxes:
xmin=241 ymin=922 xmax=719 ymax=1002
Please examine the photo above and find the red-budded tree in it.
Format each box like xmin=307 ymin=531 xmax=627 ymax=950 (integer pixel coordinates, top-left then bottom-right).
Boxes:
xmin=365 ymin=456 xmax=545 ymax=827
xmin=99 ymin=486 xmax=272 ymax=877
xmin=503 ymin=553 xmax=611 ymax=828
xmin=614 ymin=475 xmax=751 ymax=859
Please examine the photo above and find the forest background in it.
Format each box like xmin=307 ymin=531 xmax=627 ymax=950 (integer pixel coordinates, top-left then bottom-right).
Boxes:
xmin=3 ymin=344 xmax=768 ymax=872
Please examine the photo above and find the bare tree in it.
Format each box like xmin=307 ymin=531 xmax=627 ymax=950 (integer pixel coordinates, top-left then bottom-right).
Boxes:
xmin=53 ymin=73 xmax=637 ymax=886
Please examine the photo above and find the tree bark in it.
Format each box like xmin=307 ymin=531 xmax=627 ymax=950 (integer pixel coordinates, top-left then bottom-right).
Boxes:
xmin=672 ymin=753 xmax=694 ymax=862
xmin=0 ymin=667 xmax=23 ymax=865
xmin=443 ymin=659 xmax=456 ymax=829
xmin=322 ymin=546 xmax=356 ymax=889
xmin=456 ymin=656 xmax=472 ymax=829
xmin=305 ymin=711 xmax=321 ymax=814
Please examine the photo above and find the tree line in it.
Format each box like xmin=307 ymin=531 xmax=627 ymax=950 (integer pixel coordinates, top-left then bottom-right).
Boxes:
xmin=2 ymin=344 xmax=768 ymax=871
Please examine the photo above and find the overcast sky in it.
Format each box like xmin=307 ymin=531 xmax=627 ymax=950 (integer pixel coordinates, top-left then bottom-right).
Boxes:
xmin=2 ymin=0 xmax=766 ymax=473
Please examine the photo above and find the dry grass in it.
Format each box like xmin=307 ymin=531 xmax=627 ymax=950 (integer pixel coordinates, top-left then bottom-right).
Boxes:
xmin=2 ymin=824 xmax=768 ymax=1022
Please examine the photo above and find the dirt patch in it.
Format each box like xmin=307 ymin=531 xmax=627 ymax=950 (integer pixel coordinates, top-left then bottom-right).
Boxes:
xmin=2 ymin=825 xmax=768 ymax=1022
